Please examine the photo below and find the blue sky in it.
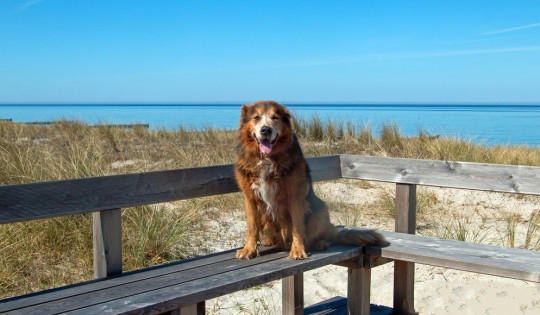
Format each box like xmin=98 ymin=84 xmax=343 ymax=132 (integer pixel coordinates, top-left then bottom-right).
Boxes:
xmin=1 ymin=0 xmax=539 ymax=104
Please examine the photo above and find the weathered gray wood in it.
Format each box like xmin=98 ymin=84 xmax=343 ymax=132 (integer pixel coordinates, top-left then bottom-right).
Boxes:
xmin=282 ymin=273 xmax=304 ymax=315
xmin=93 ymin=124 xmax=150 ymax=129
xmin=2 ymin=246 xmax=362 ymax=314
xmin=178 ymin=302 xmax=205 ymax=315
xmin=393 ymin=261 xmax=415 ymax=315
xmin=0 ymin=156 xmax=339 ymax=224
xmin=0 ymin=247 xmax=271 ymax=312
xmin=340 ymin=154 xmax=540 ymax=195
xmin=307 ymin=155 xmax=341 ymax=182
xmin=393 ymin=184 xmax=416 ymax=315
xmin=347 ymin=259 xmax=371 ymax=315
xmin=0 ymin=164 xmax=238 ymax=224
xmin=395 ymin=184 xmax=416 ymax=234
xmin=366 ymin=230 xmax=540 ymax=283
xmin=93 ymin=209 xmax=122 ymax=278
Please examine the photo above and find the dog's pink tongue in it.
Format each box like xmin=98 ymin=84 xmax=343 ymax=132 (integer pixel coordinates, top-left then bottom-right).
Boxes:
xmin=259 ymin=140 xmax=273 ymax=154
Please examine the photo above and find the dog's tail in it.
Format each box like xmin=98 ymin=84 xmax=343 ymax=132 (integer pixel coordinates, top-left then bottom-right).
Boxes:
xmin=336 ymin=226 xmax=388 ymax=246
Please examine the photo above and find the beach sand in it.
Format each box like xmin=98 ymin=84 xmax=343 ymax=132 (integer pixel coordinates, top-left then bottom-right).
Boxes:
xmin=195 ymin=180 xmax=539 ymax=314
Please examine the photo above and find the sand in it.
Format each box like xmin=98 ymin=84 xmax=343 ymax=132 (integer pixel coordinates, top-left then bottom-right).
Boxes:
xmin=196 ymin=180 xmax=539 ymax=314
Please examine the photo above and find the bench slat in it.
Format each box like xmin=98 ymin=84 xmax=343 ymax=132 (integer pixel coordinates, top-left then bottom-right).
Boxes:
xmin=369 ymin=231 xmax=540 ymax=283
xmin=381 ymin=231 xmax=540 ymax=264
xmin=0 ymin=248 xmax=239 ymax=312
xmin=74 ymin=246 xmax=361 ymax=315
xmin=0 ymin=247 xmax=278 ymax=313
xmin=340 ymin=155 xmax=540 ymax=195
xmin=2 ymin=246 xmax=361 ymax=315
xmin=0 ymin=156 xmax=340 ymax=224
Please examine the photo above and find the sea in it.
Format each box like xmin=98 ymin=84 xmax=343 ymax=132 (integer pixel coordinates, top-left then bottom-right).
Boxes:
xmin=1 ymin=104 xmax=539 ymax=147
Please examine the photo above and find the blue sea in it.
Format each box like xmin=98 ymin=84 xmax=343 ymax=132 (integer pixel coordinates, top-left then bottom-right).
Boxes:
xmin=1 ymin=104 xmax=539 ymax=147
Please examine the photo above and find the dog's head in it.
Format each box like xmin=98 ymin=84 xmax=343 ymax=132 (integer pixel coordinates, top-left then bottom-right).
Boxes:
xmin=239 ymin=100 xmax=292 ymax=155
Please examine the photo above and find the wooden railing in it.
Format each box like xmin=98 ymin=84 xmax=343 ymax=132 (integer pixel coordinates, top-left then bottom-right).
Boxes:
xmin=1 ymin=154 xmax=539 ymax=313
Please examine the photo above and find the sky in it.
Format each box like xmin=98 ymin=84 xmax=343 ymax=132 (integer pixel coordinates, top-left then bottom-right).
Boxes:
xmin=1 ymin=0 xmax=540 ymax=104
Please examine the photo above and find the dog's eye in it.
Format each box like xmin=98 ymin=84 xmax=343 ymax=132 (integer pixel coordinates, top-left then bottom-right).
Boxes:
xmin=272 ymin=115 xmax=279 ymax=121
xmin=253 ymin=115 xmax=261 ymax=121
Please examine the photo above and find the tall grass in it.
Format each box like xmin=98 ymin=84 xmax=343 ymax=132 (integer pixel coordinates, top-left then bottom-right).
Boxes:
xmin=1 ymin=117 xmax=540 ymax=299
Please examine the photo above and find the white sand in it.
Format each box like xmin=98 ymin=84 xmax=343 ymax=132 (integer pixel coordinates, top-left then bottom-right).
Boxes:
xmin=199 ymin=180 xmax=539 ymax=314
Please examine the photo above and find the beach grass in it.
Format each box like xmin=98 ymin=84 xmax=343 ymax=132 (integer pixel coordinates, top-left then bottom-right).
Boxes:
xmin=1 ymin=118 xmax=539 ymax=299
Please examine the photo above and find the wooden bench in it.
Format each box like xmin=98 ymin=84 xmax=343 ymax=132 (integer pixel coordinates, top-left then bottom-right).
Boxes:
xmin=1 ymin=229 xmax=537 ymax=315
xmin=1 ymin=155 xmax=539 ymax=314
xmin=0 ymin=245 xmax=363 ymax=314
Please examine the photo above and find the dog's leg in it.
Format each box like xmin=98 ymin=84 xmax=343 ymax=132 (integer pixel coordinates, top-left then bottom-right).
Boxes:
xmin=289 ymin=199 xmax=308 ymax=260
xmin=305 ymin=206 xmax=338 ymax=251
xmin=236 ymin=198 xmax=260 ymax=259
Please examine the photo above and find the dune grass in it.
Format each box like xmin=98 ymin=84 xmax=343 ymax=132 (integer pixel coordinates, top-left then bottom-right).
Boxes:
xmin=1 ymin=118 xmax=539 ymax=299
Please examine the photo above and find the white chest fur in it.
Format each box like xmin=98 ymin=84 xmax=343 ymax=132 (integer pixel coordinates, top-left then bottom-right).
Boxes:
xmin=251 ymin=159 xmax=278 ymax=221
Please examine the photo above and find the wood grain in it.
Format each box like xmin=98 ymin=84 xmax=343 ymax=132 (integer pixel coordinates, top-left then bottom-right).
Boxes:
xmin=93 ymin=209 xmax=122 ymax=278
xmin=282 ymin=273 xmax=304 ymax=315
xmin=340 ymin=154 xmax=540 ymax=195
xmin=393 ymin=184 xmax=416 ymax=314
xmin=1 ymin=246 xmax=361 ymax=314
xmin=0 ymin=156 xmax=340 ymax=224
xmin=347 ymin=260 xmax=371 ymax=315
xmin=367 ymin=230 xmax=540 ymax=283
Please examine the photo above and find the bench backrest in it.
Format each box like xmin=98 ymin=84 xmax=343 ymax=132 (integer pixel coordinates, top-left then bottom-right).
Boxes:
xmin=2 ymin=154 xmax=540 ymax=224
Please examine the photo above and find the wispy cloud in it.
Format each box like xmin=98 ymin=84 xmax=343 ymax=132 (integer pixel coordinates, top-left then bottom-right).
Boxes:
xmin=151 ymin=46 xmax=540 ymax=76
xmin=14 ymin=0 xmax=46 ymax=14
xmin=285 ymin=46 xmax=540 ymax=68
xmin=482 ymin=22 xmax=540 ymax=35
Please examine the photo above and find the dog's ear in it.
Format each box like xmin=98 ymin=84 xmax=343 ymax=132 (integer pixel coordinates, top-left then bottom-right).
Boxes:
xmin=240 ymin=104 xmax=250 ymax=125
xmin=281 ymin=105 xmax=291 ymax=124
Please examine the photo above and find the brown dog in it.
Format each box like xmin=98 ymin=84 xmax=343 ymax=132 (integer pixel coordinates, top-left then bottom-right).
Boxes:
xmin=234 ymin=100 xmax=385 ymax=259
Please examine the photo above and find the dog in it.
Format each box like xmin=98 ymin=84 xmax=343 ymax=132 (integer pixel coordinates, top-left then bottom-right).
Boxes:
xmin=234 ymin=100 xmax=386 ymax=260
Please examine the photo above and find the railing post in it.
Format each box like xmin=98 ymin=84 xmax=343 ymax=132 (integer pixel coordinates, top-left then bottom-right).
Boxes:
xmin=282 ymin=273 xmax=303 ymax=315
xmin=93 ymin=208 xmax=122 ymax=278
xmin=394 ymin=184 xmax=416 ymax=314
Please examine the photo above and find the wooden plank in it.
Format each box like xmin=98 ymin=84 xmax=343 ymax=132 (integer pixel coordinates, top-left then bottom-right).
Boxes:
xmin=0 ymin=247 xmax=246 ymax=312
xmin=366 ymin=231 xmax=540 ymax=283
xmin=93 ymin=209 xmax=122 ymax=278
xmin=178 ymin=302 xmax=205 ymax=315
xmin=6 ymin=246 xmax=361 ymax=314
xmin=393 ymin=184 xmax=416 ymax=315
xmin=395 ymin=184 xmax=416 ymax=234
xmin=0 ymin=247 xmax=283 ymax=313
xmin=347 ymin=258 xmax=371 ymax=315
xmin=1 ymin=249 xmax=287 ymax=314
xmin=307 ymin=155 xmax=341 ymax=182
xmin=379 ymin=230 xmax=540 ymax=265
xmin=0 ymin=157 xmax=338 ymax=224
xmin=93 ymin=124 xmax=150 ymax=129
xmin=282 ymin=273 xmax=304 ymax=315
xmin=340 ymin=154 xmax=540 ymax=195
xmin=0 ymin=164 xmax=238 ymax=224
xmin=393 ymin=261 xmax=415 ymax=315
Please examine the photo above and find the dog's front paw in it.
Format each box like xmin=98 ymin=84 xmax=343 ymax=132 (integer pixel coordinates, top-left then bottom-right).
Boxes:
xmin=236 ymin=246 xmax=259 ymax=259
xmin=289 ymin=245 xmax=308 ymax=260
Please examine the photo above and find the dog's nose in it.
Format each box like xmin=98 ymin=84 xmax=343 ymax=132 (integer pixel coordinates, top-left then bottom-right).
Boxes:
xmin=260 ymin=126 xmax=272 ymax=137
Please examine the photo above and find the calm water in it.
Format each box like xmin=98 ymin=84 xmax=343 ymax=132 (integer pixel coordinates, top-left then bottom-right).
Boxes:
xmin=1 ymin=104 xmax=539 ymax=147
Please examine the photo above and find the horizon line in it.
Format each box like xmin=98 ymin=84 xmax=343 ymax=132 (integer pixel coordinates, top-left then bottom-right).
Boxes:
xmin=2 ymin=101 xmax=540 ymax=106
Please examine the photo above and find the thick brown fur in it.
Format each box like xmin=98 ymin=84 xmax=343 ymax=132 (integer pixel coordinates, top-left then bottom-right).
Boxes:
xmin=235 ymin=100 xmax=386 ymax=260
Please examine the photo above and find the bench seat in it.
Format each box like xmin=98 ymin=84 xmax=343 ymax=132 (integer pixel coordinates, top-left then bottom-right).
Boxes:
xmin=1 ymin=228 xmax=538 ymax=315
xmin=370 ymin=231 xmax=540 ymax=282
xmin=0 ymin=245 xmax=362 ymax=314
